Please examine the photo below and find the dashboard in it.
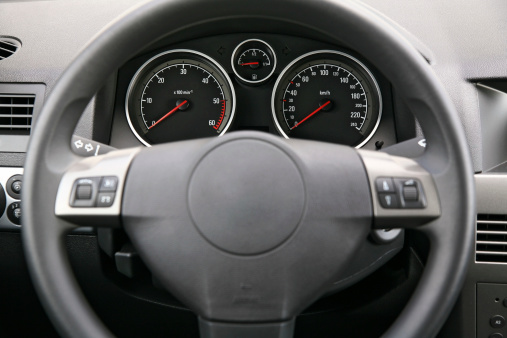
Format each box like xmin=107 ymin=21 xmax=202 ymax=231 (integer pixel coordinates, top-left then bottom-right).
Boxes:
xmin=1 ymin=0 xmax=507 ymax=337
xmin=111 ymin=34 xmax=398 ymax=151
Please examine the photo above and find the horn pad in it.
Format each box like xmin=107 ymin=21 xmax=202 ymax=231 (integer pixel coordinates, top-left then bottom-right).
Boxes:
xmin=188 ymin=139 xmax=305 ymax=255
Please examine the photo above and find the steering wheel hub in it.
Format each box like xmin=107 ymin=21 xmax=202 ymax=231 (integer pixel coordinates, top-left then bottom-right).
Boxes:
xmin=188 ymin=138 xmax=305 ymax=255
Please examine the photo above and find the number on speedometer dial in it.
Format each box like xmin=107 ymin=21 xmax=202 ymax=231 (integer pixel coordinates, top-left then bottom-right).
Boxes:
xmin=272 ymin=50 xmax=381 ymax=147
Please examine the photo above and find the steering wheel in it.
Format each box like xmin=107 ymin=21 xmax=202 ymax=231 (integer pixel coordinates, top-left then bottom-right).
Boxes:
xmin=22 ymin=0 xmax=475 ymax=337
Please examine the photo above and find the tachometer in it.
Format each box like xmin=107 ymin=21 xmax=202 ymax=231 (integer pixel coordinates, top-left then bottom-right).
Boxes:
xmin=271 ymin=50 xmax=381 ymax=147
xmin=126 ymin=50 xmax=235 ymax=146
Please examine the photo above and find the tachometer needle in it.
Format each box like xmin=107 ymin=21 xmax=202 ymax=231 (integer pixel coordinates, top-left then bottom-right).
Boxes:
xmin=291 ymin=100 xmax=331 ymax=130
xmin=240 ymin=62 xmax=259 ymax=66
xmin=148 ymin=99 xmax=188 ymax=130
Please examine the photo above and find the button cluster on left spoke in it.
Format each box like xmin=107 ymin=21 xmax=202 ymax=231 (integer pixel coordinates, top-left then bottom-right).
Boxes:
xmin=70 ymin=176 xmax=118 ymax=208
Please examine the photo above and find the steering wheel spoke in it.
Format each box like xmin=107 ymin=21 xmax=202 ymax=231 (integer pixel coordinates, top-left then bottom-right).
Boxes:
xmin=55 ymin=148 xmax=140 ymax=228
xmin=199 ymin=317 xmax=295 ymax=338
xmin=358 ymin=149 xmax=441 ymax=229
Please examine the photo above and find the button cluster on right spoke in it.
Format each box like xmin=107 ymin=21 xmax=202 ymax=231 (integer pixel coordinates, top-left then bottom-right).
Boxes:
xmin=376 ymin=177 xmax=426 ymax=209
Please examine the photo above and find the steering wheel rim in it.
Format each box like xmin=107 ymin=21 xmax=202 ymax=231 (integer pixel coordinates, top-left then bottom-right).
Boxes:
xmin=22 ymin=0 xmax=475 ymax=337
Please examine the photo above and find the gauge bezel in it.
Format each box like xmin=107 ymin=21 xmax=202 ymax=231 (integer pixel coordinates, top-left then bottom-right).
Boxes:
xmin=231 ymin=39 xmax=277 ymax=84
xmin=125 ymin=49 xmax=236 ymax=147
xmin=271 ymin=50 xmax=382 ymax=148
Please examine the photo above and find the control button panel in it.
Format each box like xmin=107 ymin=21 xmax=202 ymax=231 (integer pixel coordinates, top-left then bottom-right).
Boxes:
xmin=0 ymin=168 xmax=24 ymax=229
xmin=70 ymin=176 xmax=118 ymax=208
xmin=375 ymin=177 xmax=426 ymax=209
xmin=477 ymin=283 xmax=507 ymax=338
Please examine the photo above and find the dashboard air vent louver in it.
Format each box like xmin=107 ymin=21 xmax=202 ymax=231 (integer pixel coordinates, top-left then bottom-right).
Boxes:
xmin=0 ymin=38 xmax=21 ymax=60
xmin=476 ymin=214 xmax=507 ymax=263
xmin=0 ymin=94 xmax=35 ymax=134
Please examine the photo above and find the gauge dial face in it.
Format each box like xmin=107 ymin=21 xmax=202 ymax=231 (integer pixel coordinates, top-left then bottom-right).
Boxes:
xmin=232 ymin=39 xmax=276 ymax=84
xmin=272 ymin=51 xmax=381 ymax=147
xmin=126 ymin=50 xmax=235 ymax=146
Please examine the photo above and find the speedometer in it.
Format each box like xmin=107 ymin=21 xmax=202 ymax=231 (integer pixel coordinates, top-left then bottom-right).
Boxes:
xmin=271 ymin=50 xmax=381 ymax=147
xmin=126 ymin=49 xmax=235 ymax=146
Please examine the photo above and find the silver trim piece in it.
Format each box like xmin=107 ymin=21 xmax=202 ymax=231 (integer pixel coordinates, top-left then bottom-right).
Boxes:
xmin=477 ymin=220 xmax=507 ymax=224
xmin=125 ymin=49 xmax=236 ymax=147
xmin=477 ymin=230 xmax=507 ymax=235
xmin=231 ymin=39 xmax=277 ymax=84
xmin=476 ymin=251 xmax=507 ymax=256
xmin=270 ymin=50 xmax=382 ymax=148
xmin=476 ymin=241 xmax=507 ymax=245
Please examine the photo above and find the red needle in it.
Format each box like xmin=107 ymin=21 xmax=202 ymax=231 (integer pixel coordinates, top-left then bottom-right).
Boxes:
xmin=148 ymin=100 xmax=188 ymax=130
xmin=240 ymin=62 xmax=259 ymax=66
xmin=291 ymin=100 xmax=331 ymax=130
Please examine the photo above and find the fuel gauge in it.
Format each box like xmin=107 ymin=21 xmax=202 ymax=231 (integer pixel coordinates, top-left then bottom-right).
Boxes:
xmin=231 ymin=39 xmax=276 ymax=84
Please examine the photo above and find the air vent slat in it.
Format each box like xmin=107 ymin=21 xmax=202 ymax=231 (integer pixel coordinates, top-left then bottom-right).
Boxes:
xmin=0 ymin=114 xmax=32 ymax=118
xmin=477 ymin=241 xmax=507 ymax=245
xmin=0 ymin=40 xmax=16 ymax=47
xmin=477 ymin=230 xmax=507 ymax=235
xmin=0 ymin=38 xmax=21 ymax=60
xmin=0 ymin=94 xmax=34 ymax=135
xmin=0 ymin=95 xmax=34 ymax=98
xmin=477 ymin=251 xmax=507 ymax=256
xmin=0 ymin=104 xmax=34 ymax=108
xmin=0 ymin=46 xmax=13 ymax=53
xmin=0 ymin=125 xmax=33 ymax=129
xmin=476 ymin=214 xmax=507 ymax=263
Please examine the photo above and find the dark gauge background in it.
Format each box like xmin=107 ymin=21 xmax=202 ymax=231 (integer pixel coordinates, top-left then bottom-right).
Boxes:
xmin=272 ymin=51 xmax=381 ymax=147
xmin=126 ymin=50 xmax=235 ymax=146
xmin=231 ymin=39 xmax=276 ymax=84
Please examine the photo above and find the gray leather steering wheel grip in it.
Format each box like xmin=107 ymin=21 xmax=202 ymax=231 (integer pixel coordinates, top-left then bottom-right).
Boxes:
xmin=21 ymin=0 xmax=475 ymax=337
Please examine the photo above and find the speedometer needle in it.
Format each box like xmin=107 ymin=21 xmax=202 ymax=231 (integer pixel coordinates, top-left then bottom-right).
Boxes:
xmin=148 ymin=99 xmax=188 ymax=130
xmin=291 ymin=100 xmax=331 ymax=130
xmin=240 ymin=62 xmax=259 ymax=66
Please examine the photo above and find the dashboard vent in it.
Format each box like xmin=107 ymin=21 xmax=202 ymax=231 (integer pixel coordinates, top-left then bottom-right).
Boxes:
xmin=476 ymin=214 xmax=507 ymax=263
xmin=0 ymin=94 xmax=35 ymax=134
xmin=0 ymin=38 xmax=21 ymax=60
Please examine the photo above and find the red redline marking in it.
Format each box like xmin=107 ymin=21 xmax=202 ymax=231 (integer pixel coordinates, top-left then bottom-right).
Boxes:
xmin=291 ymin=100 xmax=331 ymax=130
xmin=214 ymin=100 xmax=226 ymax=130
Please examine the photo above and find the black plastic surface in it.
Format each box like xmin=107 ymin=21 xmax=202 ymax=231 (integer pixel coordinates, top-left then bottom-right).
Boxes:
xmin=477 ymin=284 xmax=507 ymax=338
xmin=0 ymin=231 xmax=420 ymax=338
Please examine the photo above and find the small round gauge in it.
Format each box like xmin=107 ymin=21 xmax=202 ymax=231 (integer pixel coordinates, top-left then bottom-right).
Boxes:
xmin=271 ymin=50 xmax=382 ymax=148
xmin=126 ymin=49 xmax=236 ymax=146
xmin=231 ymin=39 xmax=276 ymax=84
